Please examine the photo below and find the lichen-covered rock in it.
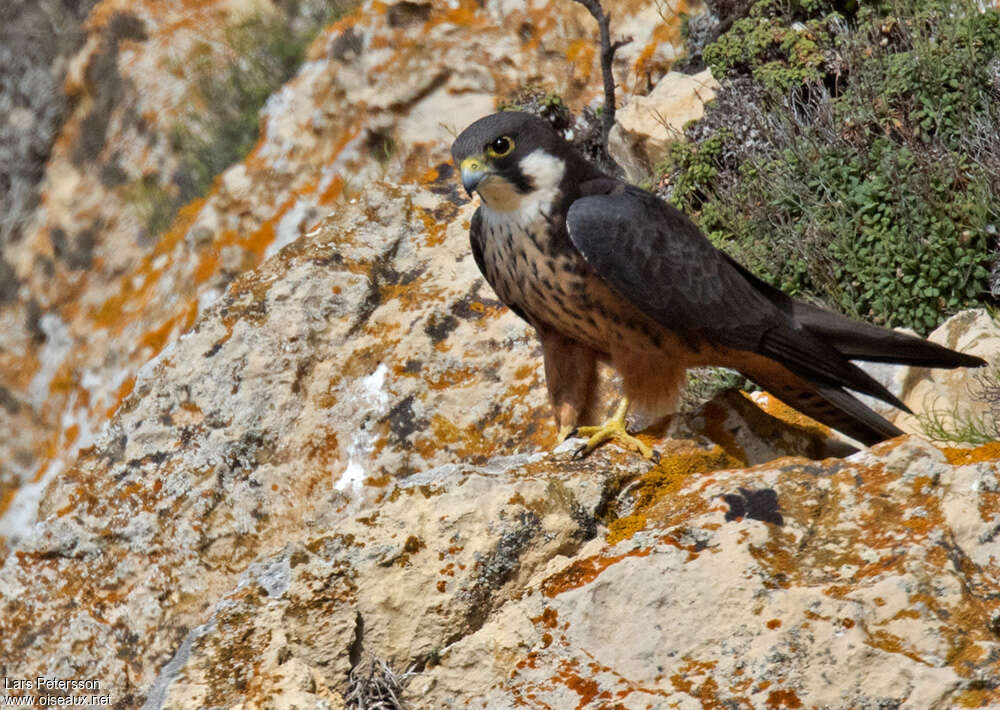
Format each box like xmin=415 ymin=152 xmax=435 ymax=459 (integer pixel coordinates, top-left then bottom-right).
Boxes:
xmin=3 ymin=0 xmax=999 ymax=707
xmin=144 ymin=452 xmax=616 ymax=707
xmin=0 ymin=0 xmax=697 ymax=543
xmin=19 ymin=429 xmax=995 ymax=708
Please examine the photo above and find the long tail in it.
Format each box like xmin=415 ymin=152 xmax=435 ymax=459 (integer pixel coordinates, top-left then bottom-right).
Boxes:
xmin=721 ymin=253 xmax=985 ymax=444
xmin=788 ymin=299 xmax=986 ymax=368
xmin=722 ymin=252 xmax=987 ymax=370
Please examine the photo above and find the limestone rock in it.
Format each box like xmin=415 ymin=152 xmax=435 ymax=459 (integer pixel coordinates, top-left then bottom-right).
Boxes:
xmin=145 ymin=452 xmax=617 ymax=707
xmin=0 ymin=0 xmax=691 ymax=544
xmin=2 ymin=0 xmax=998 ymax=707
xmin=609 ymin=68 xmax=720 ymax=183
xmin=895 ymin=310 xmax=999 ymax=437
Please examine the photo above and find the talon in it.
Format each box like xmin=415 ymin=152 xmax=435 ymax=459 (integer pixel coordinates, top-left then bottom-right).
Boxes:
xmin=565 ymin=398 xmax=657 ymax=461
xmin=558 ymin=424 xmax=582 ymax=444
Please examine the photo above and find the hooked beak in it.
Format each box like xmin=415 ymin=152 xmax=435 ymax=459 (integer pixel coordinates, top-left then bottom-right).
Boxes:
xmin=460 ymin=156 xmax=488 ymax=196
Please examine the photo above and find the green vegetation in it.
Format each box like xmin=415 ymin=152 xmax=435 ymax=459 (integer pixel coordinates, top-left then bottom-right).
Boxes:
xmin=123 ymin=2 xmax=353 ymax=236
xmin=663 ymin=0 xmax=1000 ymax=333
xmin=172 ymin=4 xmax=351 ymax=201
xmin=918 ymin=362 xmax=1000 ymax=444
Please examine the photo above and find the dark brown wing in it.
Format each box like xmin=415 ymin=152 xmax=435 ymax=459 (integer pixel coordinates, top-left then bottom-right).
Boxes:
xmin=565 ymin=186 xmax=907 ymax=410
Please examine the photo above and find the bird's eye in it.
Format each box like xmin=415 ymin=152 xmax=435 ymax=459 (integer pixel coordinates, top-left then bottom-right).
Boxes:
xmin=487 ymin=136 xmax=515 ymax=158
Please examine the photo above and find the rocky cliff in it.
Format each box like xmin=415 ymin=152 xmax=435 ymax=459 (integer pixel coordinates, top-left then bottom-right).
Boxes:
xmin=1 ymin=0 xmax=999 ymax=708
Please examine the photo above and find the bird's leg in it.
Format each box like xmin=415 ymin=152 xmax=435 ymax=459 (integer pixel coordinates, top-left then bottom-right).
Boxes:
xmin=570 ymin=398 xmax=658 ymax=461
xmin=539 ymin=327 xmax=598 ymax=442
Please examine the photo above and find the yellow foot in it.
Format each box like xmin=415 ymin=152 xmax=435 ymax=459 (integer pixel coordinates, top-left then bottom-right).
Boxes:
xmin=567 ymin=399 xmax=659 ymax=462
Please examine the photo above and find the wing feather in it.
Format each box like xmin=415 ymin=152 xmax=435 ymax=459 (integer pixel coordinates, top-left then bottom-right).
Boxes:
xmin=565 ymin=187 xmax=905 ymax=407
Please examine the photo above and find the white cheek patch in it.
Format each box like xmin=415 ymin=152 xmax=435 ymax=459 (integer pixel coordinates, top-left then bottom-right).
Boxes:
xmin=520 ymin=149 xmax=566 ymax=206
xmin=479 ymin=149 xmax=565 ymax=226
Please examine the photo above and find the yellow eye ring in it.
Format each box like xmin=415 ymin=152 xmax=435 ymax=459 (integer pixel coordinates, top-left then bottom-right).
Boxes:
xmin=486 ymin=135 xmax=515 ymax=158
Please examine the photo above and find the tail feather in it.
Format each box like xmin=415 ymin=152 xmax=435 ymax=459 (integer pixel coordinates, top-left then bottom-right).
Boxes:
xmin=721 ymin=251 xmax=987 ymax=369
xmin=789 ymin=300 xmax=987 ymax=369
xmin=714 ymin=252 xmax=986 ymax=445
xmin=746 ymin=373 xmax=905 ymax=446
xmin=760 ymin=325 xmax=911 ymax=412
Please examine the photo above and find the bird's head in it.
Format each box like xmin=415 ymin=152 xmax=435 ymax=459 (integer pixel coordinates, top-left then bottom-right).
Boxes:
xmin=451 ymin=111 xmax=568 ymax=214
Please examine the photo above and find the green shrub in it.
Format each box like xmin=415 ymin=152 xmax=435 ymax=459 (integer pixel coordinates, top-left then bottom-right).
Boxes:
xmin=664 ymin=0 xmax=1000 ymax=333
xmin=702 ymin=0 xmax=838 ymax=92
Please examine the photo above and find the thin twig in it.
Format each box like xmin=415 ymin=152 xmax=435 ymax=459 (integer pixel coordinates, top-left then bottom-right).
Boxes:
xmin=572 ymin=0 xmax=632 ymax=151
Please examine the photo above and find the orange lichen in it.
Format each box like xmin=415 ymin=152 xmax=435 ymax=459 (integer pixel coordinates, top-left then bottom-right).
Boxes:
xmin=940 ymin=441 xmax=1000 ymax=465
xmin=531 ymin=606 xmax=559 ymax=629
xmin=743 ymin=391 xmax=832 ymax=440
xmin=92 ymin=198 xmax=205 ymax=331
xmin=540 ymin=548 xmax=650 ymax=598
xmin=104 ymin=375 xmax=137 ymax=418
xmin=193 ymin=249 xmax=220 ymax=285
xmin=0 ymin=487 xmax=17 ymax=521
xmin=631 ymin=20 xmax=684 ymax=79
xmin=765 ymin=689 xmax=803 ymax=708
xmin=565 ymin=39 xmax=595 ymax=77
xmin=954 ymin=688 xmax=1000 ymax=707
xmin=669 ymin=658 xmax=723 ymax=706
xmin=607 ymin=513 xmax=647 ymax=545
xmin=607 ymin=444 xmax=742 ymax=543
xmin=138 ymin=301 xmax=197 ymax=354
xmin=318 ymin=174 xmax=345 ymax=205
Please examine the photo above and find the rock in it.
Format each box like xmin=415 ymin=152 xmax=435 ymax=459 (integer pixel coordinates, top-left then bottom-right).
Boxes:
xmin=11 ymin=418 xmax=997 ymax=706
xmin=0 ymin=0 xmax=690 ymax=544
xmin=669 ymin=388 xmax=858 ymax=464
xmin=144 ymin=452 xmax=617 ymax=706
xmin=2 ymin=0 xmax=999 ymax=707
xmin=895 ymin=310 xmax=999 ymax=436
xmin=857 ymin=309 xmax=1000 ymax=442
xmin=609 ymin=68 xmax=720 ymax=183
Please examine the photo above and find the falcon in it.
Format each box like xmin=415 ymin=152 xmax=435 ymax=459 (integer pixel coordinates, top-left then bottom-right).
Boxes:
xmin=451 ymin=111 xmax=986 ymax=459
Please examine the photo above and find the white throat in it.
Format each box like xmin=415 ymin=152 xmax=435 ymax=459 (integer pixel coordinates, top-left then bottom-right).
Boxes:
xmin=478 ymin=149 xmax=565 ymax=228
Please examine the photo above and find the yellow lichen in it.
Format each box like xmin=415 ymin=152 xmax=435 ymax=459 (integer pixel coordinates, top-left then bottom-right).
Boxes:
xmin=608 ymin=444 xmax=743 ymax=543
xmin=940 ymin=441 xmax=1000 ymax=465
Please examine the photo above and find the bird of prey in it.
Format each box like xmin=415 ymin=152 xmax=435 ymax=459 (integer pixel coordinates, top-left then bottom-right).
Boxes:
xmin=451 ymin=111 xmax=986 ymax=459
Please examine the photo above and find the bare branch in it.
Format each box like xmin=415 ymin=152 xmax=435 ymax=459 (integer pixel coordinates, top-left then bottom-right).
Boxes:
xmin=572 ymin=0 xmax=633 ymax=151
